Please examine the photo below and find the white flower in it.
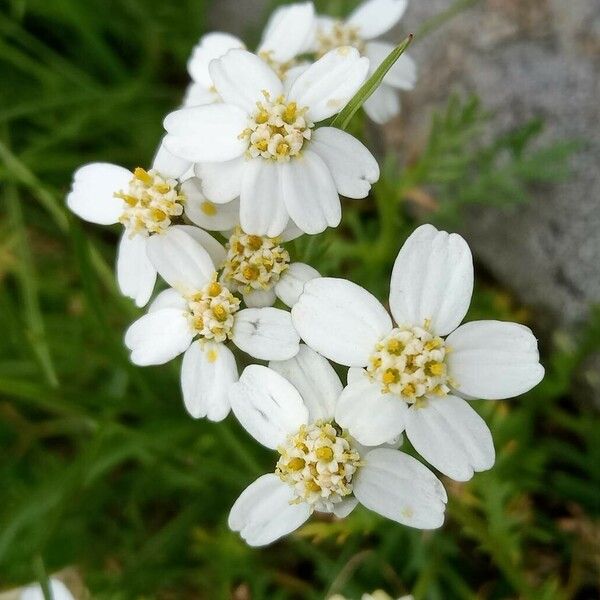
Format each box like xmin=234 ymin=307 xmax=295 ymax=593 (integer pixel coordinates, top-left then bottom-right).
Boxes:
xmin=228 ymin=345 xmax=447 ymax=546
xmin=184 ymin=2 xmax=316 ymax=106
xmin=66 ymin=141 xmax=201 ymax=307
xmin=292 ymin=224 xmax=545 ymax=481
xmin=178 ymin=179 xmax=320 ymax=307
xmin=19 ymin=579 xmax=74 ymax=600
xmin=164 ymin=47 xmax=379 ymax=236
xmin=124 ymin=227 xmax=300 ymax=421
xmin=314 ymin=0 xmax=416 ymax=123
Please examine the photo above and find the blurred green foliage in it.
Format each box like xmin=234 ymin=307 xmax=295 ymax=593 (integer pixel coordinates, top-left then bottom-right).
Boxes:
xmin=0 ymin=0 xmax=598 ymax=599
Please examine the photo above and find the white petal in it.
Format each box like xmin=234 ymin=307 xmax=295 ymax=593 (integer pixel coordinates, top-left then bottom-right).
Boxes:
xmin=181 ymin=340 xmax=238 ymax=421
xmin=347 ymin=0 xmax=408 ymax=40
xmin=354 ymin=448 xmax=447 ymax=529
xmin=124 ymin=309 xmax=193 ymax=366
xmin=405 ymin=395 xmax=495 ymax=482
xmin=148 ymin=288 xmax=187 ymax=313
xmin=116 ymin=234 xmax=157 ymax=307
xmin=282 ymin=62 xmax=310 ymax=95
xmin=171 ymin=224 xmax=226 ymax=269
xmin=275 ymin=262 xmax=320 ymax=307
xmin=292 ymin=277 xmax=392 ymax=366
xmin=243 ymin=287 xmax=278 ymax=308
xmin=66 ymin=162 xmax=130 ymax=225
xmin=232 ymin=307 xmax=300 ymax=360
xmin=335 ymin=378 xmax=407 ymax=446
xmin=195 ymin=157 xmax=244 ymax=204
xmin=258 ymin=2 xmax=316 ymax=63
xmin=288 ymin=46 xmax=369 ymax=122
xmin=365 ymin=42 xmax=416 ymax=90
xmin=310 ymin=127 xmax=379 ymax=199
xmin=152 ymin=139 xmax=192 ymax=179
xmin=182 ymin=82 xmax=220 ymax=107
xmin=163 ymin=104 xmax=247 ymax=163
xmin=146 ymin=227 xmax=215 ymax=294
xmin=182 ymin=178 xmax=241 ymax=231
xmin=280 ymin=220 xmax=304 ymax=242
xmin=362 ymin=84 xmax=400 ymax=124
xmin=332 ymin=497 xmax=359 ymax=518
xmin=229 ymin=365 xmax=308 ymax=448
xmin=240 ymin=159 xmax=289 ymax=237
xmin=281 ymin=150 xmax=340 ymax=234
xmin=20 ymin=579 xmax=75 ymax=600
xmin=209 ymin=48 xmax=283 ymax=114
xmin=269 ymin=344 xmax=342 ymax=422
xmin=389 ymin=224 xmax=474 ymax=336
xmin=228 ymin=474 xmax=311 ymax=546
xmin=446 ymin=320 xmax=545 ymax=399
xmin=187 ymin=32 xmax=245 ymax=87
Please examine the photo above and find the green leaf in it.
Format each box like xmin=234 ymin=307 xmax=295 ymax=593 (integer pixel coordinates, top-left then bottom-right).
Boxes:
xmin=330 ymin=34 xmax=413 ymax=131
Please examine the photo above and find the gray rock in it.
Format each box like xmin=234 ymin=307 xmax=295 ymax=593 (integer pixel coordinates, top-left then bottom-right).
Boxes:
xmin=393 ymin=0 xmax=600 ymax=327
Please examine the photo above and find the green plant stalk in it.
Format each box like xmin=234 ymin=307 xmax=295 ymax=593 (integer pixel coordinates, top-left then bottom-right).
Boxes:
xmin=331 ymin=33 xmax=413 ymax=131
xmin=5 ymin=173 xmax=59 ymax=388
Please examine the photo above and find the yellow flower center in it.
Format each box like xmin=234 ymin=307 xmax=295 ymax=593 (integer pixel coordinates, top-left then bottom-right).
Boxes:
xmin=276 ymin=421 xmax=361 ymax=512
xmin=116 ymin=168 xmax=185 ymax=236
xmin=316 ymin=22 xmax=366 ymax=58
xmin=221 ymin=227 xmax=290 ymax=296
xmin=239 ymin=91 xmax=312 ymax=162
xmin=186 ymin=278 xmax=241 ymax=343
xmin=367 ymin=325 xmax=451 ymax=403
xmin=258 ymin=50 xmax=297 ymax=80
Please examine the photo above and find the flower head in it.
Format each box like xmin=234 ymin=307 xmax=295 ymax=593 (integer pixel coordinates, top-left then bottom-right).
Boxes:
xmin=164 ymin=47 xmax=378 ymax=236
xmin=292 ymin=224 xmax=545 ymax=481
xmin=228 ymin=345 xmax=447 ymax=546
xmin=314 ymin=0 xmax=416 ymax=123
xmin=124 ymin=227 xmax=300 ymax=422
xmin=184 ymin=2 xmax=316 ymax=107
xmin=66 ymin=141 xmax=192 ymax=307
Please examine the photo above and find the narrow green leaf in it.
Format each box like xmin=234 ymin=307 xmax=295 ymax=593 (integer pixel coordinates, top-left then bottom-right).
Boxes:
xmin=330 ymin=34 xmax=413 ymax=131
xmin=5 ymin=177 xmax=59 ymax=388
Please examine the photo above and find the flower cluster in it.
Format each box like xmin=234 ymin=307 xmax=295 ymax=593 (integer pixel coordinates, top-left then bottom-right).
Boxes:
xmin=66 ymin=0 xmax=544 ymax=548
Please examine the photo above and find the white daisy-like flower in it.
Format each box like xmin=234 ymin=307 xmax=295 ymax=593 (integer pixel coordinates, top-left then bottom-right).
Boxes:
xmin=19 ymin=579 xmax=74 ymax=600
xmin=314 ymin=0 xmax=416 ymax=124
xmin=220 ymin=226 xmax=320 ymax=308
xmin=65 ymin=141 xmax=213 ymax=307
xmin=228 ymin=344 xmax=447 ymax=547
xmin=184 ymin=2 xmax=316 ymax=106
xmin=124 ymin=227 xmax=300 ymax=421
xmin=164 ymin=47 xmax=379 ymax=237
xmin=177 ymin=178 xmax=320 ymax=308
xmin=292 ymin=224 xmax=545 ymax=482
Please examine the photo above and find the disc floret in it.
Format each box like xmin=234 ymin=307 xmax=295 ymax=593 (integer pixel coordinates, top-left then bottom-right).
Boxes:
xmin=222 ymin=227 xmax=290 ymax=294
xmin=240 ymin=91 xmax=313 ymax=162
xmin=117 ymin=168 xmax=185 ymax=236
xmin=186 ymin=279 xmax=241 ymax=343
xmin=368 ymin=324 xmax=450 ymax=403
xmin=316 ymin=22 xmax=366 ymax=58
xmin=276 ymin=421 xmax=362 ymax=512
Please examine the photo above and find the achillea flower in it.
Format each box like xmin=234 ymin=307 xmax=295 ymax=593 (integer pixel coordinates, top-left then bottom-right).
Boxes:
xmin=66 ymin=142 xmax=208 ymax=307
xmin=124 ymin=228 xmax=300 ymax=421
xmin=164 ymin=47 xmax=379 ymax=236
xmin=228 ymin=345 xmax=447 ymax=546
xmin=184 ymin=2 xmax=315 ymax=106
xmin=292 ymin=224 xmax=544 ymax=481
xmin=314 ymin=0 xmax=416 ymax=123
